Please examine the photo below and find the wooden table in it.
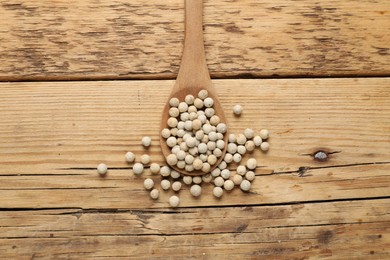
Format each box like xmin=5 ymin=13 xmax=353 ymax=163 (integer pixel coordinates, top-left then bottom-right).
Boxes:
xmin=1 ymin=1 xmax=389 ymax=258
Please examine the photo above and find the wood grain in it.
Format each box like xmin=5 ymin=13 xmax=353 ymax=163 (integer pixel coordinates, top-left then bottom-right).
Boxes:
xmin=1 ymin=199 xmax=389 ymax=258
xmin=0 ymin=0 xmax=389 ymax=81
xmin=0 ymin=78 xmax=389 ymax=209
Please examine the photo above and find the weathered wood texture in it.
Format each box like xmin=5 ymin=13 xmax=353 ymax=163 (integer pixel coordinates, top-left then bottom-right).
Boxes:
xmin=0 ymin=78 xmax=389 ymax=206
xmin=0 ymin=0 xmax=389 ymax=81
xmin=1 ymin=199 xmax=389 ymax=258
xmin=1 ymin=78 xmax=389 ymax=258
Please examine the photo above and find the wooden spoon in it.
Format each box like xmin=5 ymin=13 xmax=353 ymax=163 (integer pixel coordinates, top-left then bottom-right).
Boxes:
xmin=160 ymin=0 xmax=228 ymax=176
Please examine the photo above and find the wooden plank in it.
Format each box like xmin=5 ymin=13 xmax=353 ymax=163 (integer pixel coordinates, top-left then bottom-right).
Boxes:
xmin=0 ymin=78 xmax=389 ymax=209
xmin=1 ymin=200 xmax=389 ymax=258
xmin=0 ymin=0 xmax=389 ymax=81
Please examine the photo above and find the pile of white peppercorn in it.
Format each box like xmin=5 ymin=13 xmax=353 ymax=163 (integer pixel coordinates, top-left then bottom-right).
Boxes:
xmin=97 ymin=91 xmax=270 ymax=208
xmin=161 ymin=90 xmax=227 ymax=173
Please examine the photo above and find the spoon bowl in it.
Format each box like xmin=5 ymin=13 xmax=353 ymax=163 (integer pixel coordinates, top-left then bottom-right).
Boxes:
xmin=160 ymin=0 xmax=228 ymax=176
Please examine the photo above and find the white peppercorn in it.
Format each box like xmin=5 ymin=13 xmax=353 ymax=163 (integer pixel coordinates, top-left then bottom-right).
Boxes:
xmin=210 ymin=115 xmax=220 ymax=126
xmin=161 ymin=179 xmax=171 ymax=190
xmin=171 ymin=146 xmax=180 ymax=154
xmin=245 ymin=171 xmax=255 ymax=181
xmin=201 ymin=162 xmax=211 ymax=173
xmin=188 ymin=147 xmax=198 ymax=156
xmin=233 ymin=153 xmax=242 ymax=163
xmin=216 ymin=123 xmax=227 ymax=134
xmin=170 ymin=127 xmax=178 ymax=136
xmin=205 ymin=108 xmax=215 ymax=117
xmin=184 ymin=120 xmax=193 ymax=131
xmin=228 ymin=134 xmax=236 ymax=143
xmin=179 ymin=142 xmax=189 ymax=151
xmin=167 ymin=117 xmax=178 ymax=128
xmin=259 ymin=129 xmax=269 ymax=140
xmin=188 ymin=105 xmax=197 ymax=113
xmin=261 ymin=142 xmax=270 ymax=151
xmin=166 ymin=137 xmax=177 ymax=147
xmin=218 ymin=161 xmax=227 ymax=170
xmin=193 ymin=158 xmax=203 ymax=170
xmin=201 ymin=135 xmax=209 ymax=144
xmin=232 ymin=174 xmax=243 ymax=185
xmin=172 ymin=181 xmax=182 ymax=191
xmin=223 ymin=180 xmax=234 ymax=191
xmin=142 ymin=136 xmax=152 ymax=147
xmin=208 ymin=131 xmax=218 ymax=141
xmin=202 ymin=174 xmax=213 ymax=183
xmin=202 ymin=124 xmax=212 ymax=134
xmin=237 ymin=165 xmax=247 ymax=176
xmin=207 ymin=141 xmax=216 ymax=151
xmin=161 ymin=128 xmax=171 ymax=139
xmin=198 ymin=114 xmax=207 ymax=124
xmin=180 ymin=112 xmax=189 ymax=121
xmin=246 ymin=158 xmax=257 ymax=170
xmin=185 ymin=164 xmax=194 ymax=172
xmin=177 ymin=161 xmax=186 ymax=169
xmin=203 ymin=97 xmax=214 ymax=108
xmin=190 ymin=185 xmax=202 ymax=197
xmin=193 ymin=176 xmax=202 ymax=184
xmin=160 ymin=166 xmax=171 ymax=177
xmin=186 ymin=137 xmax=196 ymax=148
xmin=185 ymin=154 xmax=194 ymax=164
xmin=207 ymin=154 xmax=217 ymax=165
xmin=198 ymin=89 xmax=208 ymax=100
xmin=211 ymin=168 xmax=221 ymax=177
xmin=176 ymin=129 xmax=185 ymax=137
xmin=185 ymin=94 xmax=195 ymax=105
xmin=221 ymin=169 xmax=230 ymax=179
xmin=199 ymin=154 xmax=208 ymax=162
xmin=150 ymin=163 xmax=160 ymax=174
xmin=194 ymin=98 xmax=204 ymax=109
xmin=178 ymin=102 xmax=188 ymax=112
xmin=240 ymin=180 xmax=251 ymax=192
xmin=237 ymin=145 xmax=246 ymax=155
xmin=227 ymin=143 xmax=237 ymax=154
xmin=166 ymin=154 xmax=178 ymax=166
xmin=253 ymin=135 xmax=262 ymax=146
xmin=213 ymin=186 xmax=223 ymax=198
xmin=150 ymin=189 xmax=159 ymax=200
xmin=213 ymin=148 xmax=222 ymax=158
xmin=195 ymin=130 xmax=205 ymax=140
xmin=183 ymin=176 xmax=193 ymax=185
xmin=245 ymin=140 xmax=255 ymax=152
xmin=244 ymin=128 xmax=254 ymax=139
xmin=224 ymin=153 xmax=233 ymax=163
xmin=97 ymin=163 xmax=107 ymax=175
xmin=233 ymin=104 xmax=243 ymax=115
xmin=169 ymin=195 xmax=180 ymax=207
xmin=198 ymin=143 xmax=208 ymax=154
xmin=125 ymin=152 xmax=135 ymax=163
xmin=141 ymin=154 xmax=150 ymax=164
xmin=189 ymin=112 xmax=198 ymax=120
xmin=133 ymin=163 xmax=144 ymax=175
xmin=214 ymin=176 xmax=224 ymax=187
xmin=169 ymin=97 xmax=179 ymax=107
xmin=236 ymin=134 xmax=247 ymax=145
xmin=217 ymin=133 xmax=224 ymax=140
xmin=144 ymin=178 xmax=154 ymax=190
xmin=176 ymin=150 xmax=186 ymax=160
xmin=169 ymin=107 xmax=180 ymax=117
xmin=170 ymin=170 xmax=181 ymax=179
xmin=192 ymin=119 xmax=202 ymax=131
xmin=216 ymin=140 xmax=225 ymax=150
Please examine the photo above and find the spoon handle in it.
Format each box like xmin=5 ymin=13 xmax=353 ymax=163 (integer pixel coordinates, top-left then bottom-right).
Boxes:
xmin=176 ymin=0 xmax=211 ymax=90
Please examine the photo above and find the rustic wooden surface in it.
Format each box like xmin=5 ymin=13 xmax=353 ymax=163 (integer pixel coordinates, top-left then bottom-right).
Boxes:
xmin=0 ymin=0 xmax=389 ymax=81
xmin=1 ymin=0 xmax=390 ymax=259
xmin=1 ymin=79 xmax=389 ymax=258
